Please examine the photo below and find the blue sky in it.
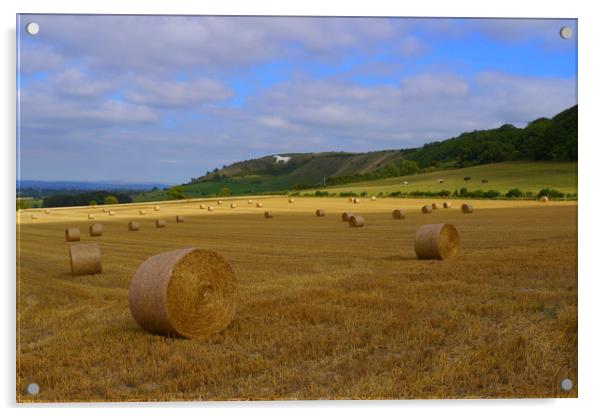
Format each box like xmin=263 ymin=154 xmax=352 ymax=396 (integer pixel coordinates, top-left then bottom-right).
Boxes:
xmin=17 ymin=15 xmax=577 ymax=184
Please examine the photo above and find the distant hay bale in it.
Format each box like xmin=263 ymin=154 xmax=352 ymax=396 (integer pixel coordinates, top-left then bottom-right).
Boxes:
xmin=102 ymin=208 xmax=108 ymax=213
xmin=89 ymin=223 xmax=103 ymax=237
xmin=349 ymin=215 xmax=364 ymax=227
xmin=208 ymin=206 xmax=214 ymax=212
xmin=200 ymin=204 xmax=206 ymax=209
xmin=289 ymin=198 xmax=295 ymax=203
xmin=264 ymin=211 xmax=273 ymax=218
xmin=176 ymin=215 xmax=185 ymax=223
xmin=461 ymin=203 xmax=473 ymax=214
xmin=248 ymin=199 xmax=253 ymax=204
xmin=230 ymin=203 xmax=237 ymax=208
xmin=414 ymin=223 xmax=460 ymax=260
xmin=128 ymin=247 xmax=238 ymax=339
xmin=30 ymin=214 xmax=38 ymax=220
xmin=422 ymin=205 xmax=433 ymax=214
xmin=128 ymin=221 xmax=140 ymax=231
xmin=341 ymin=212 xmax=354 ymax=222
xmin=353 ymin=198 xmax=360 ymax=204
xmin=217 ymin=200 xmax=223 ymax=205
xmin=539 ymin=196 xmax=549 ymax=203
xmin=88 ymin=214 xmax=95 ymax=220
xmin=392 ymin=209 xmax=405 ymax=219
xmin=443 ymin=202 xmax=452 ymax=209
xmin=371 ymin=196 xmax=376 ymax=201
xmin=156 ymin=219 xmax=166 ymax=228
xmin=65 ymin=228 xmax=81 ymax=242
xmin=154 ymin=206 xmax=160 ymax=211
xmin=109 ymin=211 xmax=115 ymax=216
xmin=431 ymin=203 xmax=439 ymax=210
xmin=315 ymin=209 xmax=325 ymax=217
xmin=69 ymin=243 xmax=101 ymax=276
xmin=45 ymin=209 xmax=50 ymax=214
xmin=139 ymin=210 xmax=146 ymax=215
xmin=256 ymin=202 xmax=263 ymax=208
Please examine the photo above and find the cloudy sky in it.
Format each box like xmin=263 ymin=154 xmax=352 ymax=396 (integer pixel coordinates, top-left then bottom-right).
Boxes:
xmin=17 ymin=15 xmax=577 ymax=184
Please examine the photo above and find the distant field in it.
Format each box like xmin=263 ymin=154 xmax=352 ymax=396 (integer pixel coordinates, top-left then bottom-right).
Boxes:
xmin=314 ymin=161 xmax=577 ymax=196
xmin=17 ymin=196 xmax=576 ymax=401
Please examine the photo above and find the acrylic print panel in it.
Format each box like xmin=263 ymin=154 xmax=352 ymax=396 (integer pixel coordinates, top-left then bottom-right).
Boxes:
xmin=16 ymin=14 xmax=577 ymax=402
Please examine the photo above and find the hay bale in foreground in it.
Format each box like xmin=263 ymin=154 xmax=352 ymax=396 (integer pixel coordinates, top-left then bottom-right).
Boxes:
xmin=69 ymin=243 xmax=101 ymax=276
xmin=139 ymin=210 xmax=146 ymax=215
xmin=422 ymin=205 xmax=433 ymax=214
xmin=371 ymin=196 xmax=376 ymax=201
xmin=128 ymin=221 xmax=140 ymax=231
xmin=539 ymin=196 xmax=549 ymax=203
xmin=176 ymin=215 xmax=185 ymax=223
xmin=109 ymin=211 xmax=115 ymax=216
xmin=65 ymin=228 xmax=81 ymax=242
xmin=200 ymin=204 xmax=206 ymax=209
xmin=443 ymin=202 xmax=452 ymax=209
xmin=264 ymin=211 xmax=273 ymax=218
xmin=431 ymin=203 xmax=439 ymax=210
xmin=256 ymin=202 xmax=263 ymax=208
xmin=392 ymin=209 xmax=405 ymax=220
xmin=154 ymin=206 xmax=160 ymax=211
xmin=461 ymin=203 xmax=473 ymax=214
xmin=156 ymin=219 xmax=166 ymax=228
xmin=341 ymin=212 xmax=354 ymax=222
xmin=230 ymin=203 xmax=237 ymax=208
xmin=208 ymin=207 xmax=214 ymax=212
xmin=88 ymin=214 xmax=95 ymax=220
xmin=414 ymin=223 xmax=459 ymax=260
xmin=128 ymin=247 xmax=238 ymax=339
xmin=315 ymin=209 xmax=325 ymax=217
xmin=89 ymin=223 xmax=103 ymax=237
xmin=349 ymin=215 xmax=364 ymax=227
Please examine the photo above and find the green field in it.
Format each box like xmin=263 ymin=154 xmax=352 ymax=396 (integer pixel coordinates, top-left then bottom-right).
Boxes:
xmin=313 ymin=161 xmax=577 ymax=196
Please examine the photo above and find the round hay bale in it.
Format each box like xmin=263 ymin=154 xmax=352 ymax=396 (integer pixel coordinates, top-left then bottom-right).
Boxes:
xmin=414 ymin=223 xmax=459 ymax=260
xmin=128 ymin=248 xmax=238 ymax=339
xmin=30 ymin=214 xmax=38 ymax=220
xmin=156 ymin=219 xmax=166 ymax=228
xmin=371 ymin=196 xmax=376 ymax=201
xmin=208 ymin=206 xmax=214 ymax=212
xmin=256 ymin=202 xmax=263 ymax=208
xmin=230 ymin=203 xmax=236 ymax=208
xmin=264 ymin=211 xmax=273 ymax=218
xmin=139 ymin=210 xmax=146 ymax=215
xmin=392 ymin=209 xmax=405 ymax=220
xmin=176 ymin=215 xmax=185 ymax=223
xmin=431 ymin=203 xmax=439 ymax=210
xmin=349 ymin=215 xmax=364 ymax=228
xmin=45 ymin=209 xmax=50 ymax=214
xmin=443 ymin=202 xmax=452 ymax=209
xmin=102 ymin=208 xmax=108 ymax=213
xmin=128 ymin=221 xmax=140 ymax=231
xmin=341 ymin=212 xmax=354 ymax=222
xmin=353 ymin=198 xmax=360 ymax=204
xmin=248 ymin=199 xmax=253 ymax=204
xmin=217 ymin=200 xmax=223 ymax=205
xmin=88 ymin=214 xmax=95 ymax=220
xmin=154 ymin=206 xmax=160 ymax=211
xmin=89 ymin=223 xmax=103 ymax=237
xmin=65 ymin=228 xmax=81 ymax=242
xmin=109 ymin=211 xmax=115 ymax=216
xmin=422 ymin=205 xmax=433 ymax=214
xmin=200 ymin=204 xmax=206 ymax=209
xmin=539 ymin=196 xmax=549 ymax=203
xmin=69 ymin=243 xmax=101 ymax=276
xmin=315 ymin=209 xmax=325 ymax=217
xmin=461 ymin=203 xmax=473 ymax=214
xmin=289 ymin=198 xmax=294 ymax=203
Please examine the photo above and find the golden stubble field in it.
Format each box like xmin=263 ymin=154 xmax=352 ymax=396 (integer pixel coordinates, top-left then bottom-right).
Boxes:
xmin=16 ymin=196 xmax=578 ymax=401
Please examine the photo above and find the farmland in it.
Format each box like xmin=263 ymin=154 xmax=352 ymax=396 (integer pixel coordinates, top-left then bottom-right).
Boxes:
xmin=17 ymin=196 xmax=577 ymax=401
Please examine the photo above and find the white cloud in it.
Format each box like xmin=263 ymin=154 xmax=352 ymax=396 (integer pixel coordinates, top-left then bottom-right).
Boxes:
xmin=125 ymin=76 xmax=232 ymax=107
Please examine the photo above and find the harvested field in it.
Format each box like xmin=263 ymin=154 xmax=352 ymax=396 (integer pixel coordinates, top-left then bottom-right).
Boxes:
xmin=16 ymin=197 xmax=577 ymax=401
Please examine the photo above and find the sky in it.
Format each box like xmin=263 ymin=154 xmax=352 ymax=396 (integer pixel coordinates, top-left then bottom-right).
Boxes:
xmin=17 ymin=15 xmax=577 ymax=184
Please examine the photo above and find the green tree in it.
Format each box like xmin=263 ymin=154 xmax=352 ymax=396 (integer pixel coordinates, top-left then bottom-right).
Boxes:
xmin=104 ymin=195 xmax=119 ymax=205
xmin=167 ymin=186 xmax=186 ymax=200
xmin=88 ymin=200 xmax=98 ymax=206
xmin=218 ymin=187 xmax=232 ymax=197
